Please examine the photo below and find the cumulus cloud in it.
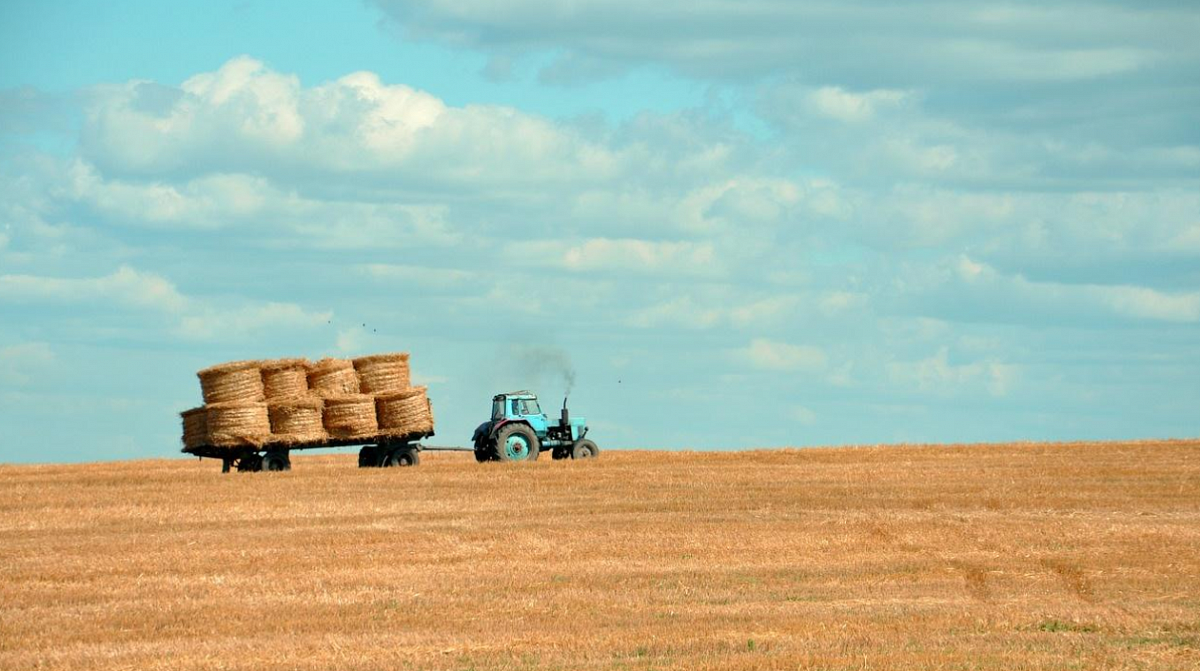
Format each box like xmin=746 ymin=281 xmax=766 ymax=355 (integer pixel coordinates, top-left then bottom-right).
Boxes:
xmin=887 ymin=347 xmax=1018 ymax=397
xmin=0 ymin=265 xmax=331 ymax=341
xmin=736 ymin=338 xmax=827 ymax=372
xmin=0 ymin=342 xmax=55 ymax=385
xmin=0 ymin=265 xmax=187 ymax=311
xmin=905 ymin=255 xmax=1200 ymax=325
xmin=809 ymin=87 xmax=910 ymax=123
xmin=80 ymin=57 xmax=626 ymax=189
xmin=523 ymin=238 xmax=719 ymax=275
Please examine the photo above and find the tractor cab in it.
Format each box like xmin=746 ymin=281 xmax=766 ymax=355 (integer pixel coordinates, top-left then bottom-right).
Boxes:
xmin=473 ymin=390 xmax=597 ymax=463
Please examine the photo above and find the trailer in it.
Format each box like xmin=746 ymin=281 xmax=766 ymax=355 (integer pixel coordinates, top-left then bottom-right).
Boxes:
xmin=186 ymin=430 xmax=434 ymax=473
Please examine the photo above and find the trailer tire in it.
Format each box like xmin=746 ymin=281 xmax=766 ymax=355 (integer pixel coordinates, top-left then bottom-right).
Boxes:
xmin=494 ymin=424 xmax=539 ymax=462
xmin=262 ymin=451 xmax=290 ymax=472
xmin=358 ymin=446 xmax=378 ymax=468
xmin=474 ymin=448 xmax=492 ymax=463
xmin=571 ymin=439 xmax=599 ymax=460
xmin=236 ymin=454 xmax=263 ymax=472
xmin=381 ymin=448 xmax=419 ymax=467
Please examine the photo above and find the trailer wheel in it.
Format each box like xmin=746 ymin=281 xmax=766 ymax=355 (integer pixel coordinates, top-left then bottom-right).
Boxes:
xmin=358 ymin=446 xmax=378 ymax=468
xmin=474 ymin=448 xmax=491 ymax=463
xmin=236 ymin=454 xmax=263 ymax=472
xmin=494 ymin=424 xmax=539 ymax=462
xmin=571 ymin=439 xmax=599 ymax=460
xmin=262 ymin=451 xmax=290 ymax=472
xmin=381 ymin=447 xmax=419 ymax=467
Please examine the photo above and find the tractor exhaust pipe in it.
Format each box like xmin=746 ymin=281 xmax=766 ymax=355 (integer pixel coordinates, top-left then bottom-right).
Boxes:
xmin=561 ymin=396 xmax=570 ymax=427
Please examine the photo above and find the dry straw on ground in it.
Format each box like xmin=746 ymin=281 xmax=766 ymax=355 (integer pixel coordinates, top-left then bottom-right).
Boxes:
xmin=353 ymin=352 xmax=411 ymax=394
xmin=180 ymin=407 xmax=207 ymax=449
xmin=322 ymin=394 xmax=378 ymax=438
xmin=376 ymin=386 xmax=434 ymax=436
xmin=204 ymin=401 xmax=271 ymax=447
xmin=261 ymin=358 xmax=310 ymax=400
xmin=197 ymin=360 xmax=264 ymax=404
xmin=4 ymin=440 xmax=1198 ymax=671
xmin=307 ymin=358 xmax=360 ymax=398
xmin=268 ymin=397 xmax=326 ymax=445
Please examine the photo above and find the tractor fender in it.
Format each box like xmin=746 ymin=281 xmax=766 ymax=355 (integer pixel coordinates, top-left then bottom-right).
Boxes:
xmin=489 ymin=419 xmax=532 ymax=440
xmin=472 ymin=421 xmax=492 ymax=445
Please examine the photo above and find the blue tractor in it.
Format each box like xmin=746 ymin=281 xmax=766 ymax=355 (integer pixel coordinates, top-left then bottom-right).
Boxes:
xmin=472 ymin=391 xmax=599 ymax=462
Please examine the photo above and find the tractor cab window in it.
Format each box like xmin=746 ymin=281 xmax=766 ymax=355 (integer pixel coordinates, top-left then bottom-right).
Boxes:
xmin=492 ymin=399 xmax=505 ymax=420
xmin=523 ymin=399 xmax=542 ymax=415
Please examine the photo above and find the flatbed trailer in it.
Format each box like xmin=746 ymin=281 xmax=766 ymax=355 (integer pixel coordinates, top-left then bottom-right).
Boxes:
xmin=185 ymin=430 xmax=437 ymax=472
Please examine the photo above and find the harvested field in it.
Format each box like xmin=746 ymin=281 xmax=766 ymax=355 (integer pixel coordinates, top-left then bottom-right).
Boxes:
xmin=1 ymin=440 xmax=1198 ymax=670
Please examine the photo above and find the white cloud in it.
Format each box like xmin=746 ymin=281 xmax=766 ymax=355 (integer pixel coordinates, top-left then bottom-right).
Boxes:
xmin=0 ymin=265 xmax=332 ymax=341
xmin=913 ymin=255 xmax=1200 ymax=325
xmin=887 ymin=347 xmax=1018 ymax=397
xmin=627 ymin=296 xmax=722 ymax=329
xmin=810 ymin=87 xmax=909 ymax=123
xmin=0 ymin=342 xmax=55 ymax=385
xmin=0 ymin=265 xmax=187 ymax=311
xmin=790 ymin=405 xmax=817 ymax=425
xmin=81 ymin=57 xmax=627 ymax=189
xmin=737 ymin=338 xmax=827 ymax=372
xmin=1102 ymin=286 xmax=1200 ymax=323
xmin=524 ymin=238 xmax=719 ymax=276
xmin=176 ymin=302 xmax=332 ymax=341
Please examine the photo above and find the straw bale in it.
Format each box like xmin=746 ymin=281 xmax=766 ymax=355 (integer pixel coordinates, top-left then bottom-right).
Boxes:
xmin=198 ymin=360 xmax=265 ymax=404
xmin=206 ymin=402 xmax=271 ymax=447
xmin=307 ymin=358 xmax=360 ymax=398
xmin=261 ymin=358 xmax=310 ymax=400
xmin=323 ymin=394 xmax=378 ymax=439
xmin=268 ymin=396 xmax=327 ymax=445
xmin=180 ymin=407 xmax=208 ymax=449
xmin=353 ymin=352 xmax=411 ymax=394
xmin=376 ymin=386 xmax=434 ymax=436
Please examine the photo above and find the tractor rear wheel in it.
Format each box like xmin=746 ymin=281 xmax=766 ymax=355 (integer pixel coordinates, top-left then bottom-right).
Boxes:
xmin=494 ymin=424 xmax=539 ymax=462
xmin=571 ymin=439 xmax=599 ymax=460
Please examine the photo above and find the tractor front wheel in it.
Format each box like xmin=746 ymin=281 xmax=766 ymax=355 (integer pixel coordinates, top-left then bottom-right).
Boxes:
xmin=494 ymin=424 xmax=540 ymax=462
xmin=571 ymin=439 xmax=599 ymax=460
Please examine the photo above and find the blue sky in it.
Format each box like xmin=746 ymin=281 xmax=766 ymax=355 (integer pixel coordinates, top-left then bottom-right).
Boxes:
xmin=1 ymin=1 xmax=1198 ymax=463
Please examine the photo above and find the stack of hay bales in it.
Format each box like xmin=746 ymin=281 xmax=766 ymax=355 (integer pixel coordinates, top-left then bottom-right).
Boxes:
xmin=180 ymin=351 xmax=434 ymax=452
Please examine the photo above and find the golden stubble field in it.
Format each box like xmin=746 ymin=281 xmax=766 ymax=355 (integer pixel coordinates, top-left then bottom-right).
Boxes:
xmin=2 ymin=441 xmax=1198 ymax=670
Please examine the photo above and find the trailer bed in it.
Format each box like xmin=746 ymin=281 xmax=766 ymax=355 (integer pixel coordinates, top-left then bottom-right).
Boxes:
xmin=184 ymin=430 xmax=435 ymax=471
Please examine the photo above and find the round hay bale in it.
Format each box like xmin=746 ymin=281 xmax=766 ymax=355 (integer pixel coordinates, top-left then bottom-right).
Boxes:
xmin=180 ymin=406 xmax=208 ymax=449
xmin=376 ymin=386 xmax=434 ymax=436
xmin=307 ymin=358 xmax=360 ymax=398
xmin=206 ymin=401 xmax=270 ymax=447
xmin=353 ymin=352 xmax=411 ymax=394
xmin=198 ymin=360 xmax=264 ymax=404
xmin=323 ymin=394 xmax=378 ymax=439
xmin=261 ymin=358 xmax=310 ymax=400
xmin=268 ymin=396 xmax=327 ymax=445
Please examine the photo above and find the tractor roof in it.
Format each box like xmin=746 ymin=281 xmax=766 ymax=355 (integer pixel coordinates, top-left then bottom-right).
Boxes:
xmin=494 ymin=390 xmax=538 ymax=400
